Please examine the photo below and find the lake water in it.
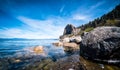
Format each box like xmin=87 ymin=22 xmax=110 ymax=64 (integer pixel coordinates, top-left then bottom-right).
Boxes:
xmin=0 ymin=39 xmax=119 ymax=70
xmin=0 ymin=39 xmax=66 ymax=58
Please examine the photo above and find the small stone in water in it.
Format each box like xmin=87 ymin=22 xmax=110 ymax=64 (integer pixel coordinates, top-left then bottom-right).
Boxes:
xmin=68 ymin=68 xmax=74 ymax=70
xmin=14 ymin=59 xmax=21 ymax=63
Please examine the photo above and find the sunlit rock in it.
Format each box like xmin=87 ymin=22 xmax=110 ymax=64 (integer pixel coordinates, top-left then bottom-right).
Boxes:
xmin=70 ymin=36 xmax=82 ymax=43
xmin=33 ymin=46 xmax=44 ymax=54
xmin=62 ymin=37 xmax=70 ymax=43
xmin=52 ymin=42 xmax=63 ymax=46
xmin=63 ymin=42 xmax=79 ymax=52
xmin=14 ymin=59 xmax=21 ymax=63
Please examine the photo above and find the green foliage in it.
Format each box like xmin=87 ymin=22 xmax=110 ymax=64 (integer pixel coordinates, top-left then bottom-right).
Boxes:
xmin=105 ymin=19 xmax=120 ymax=26
xmin=106 ymin=19 xmax=116 ymax=24
xmin=79 ymin=4 xmax=120 ymax=32
xmin=84 ymin=27 xmax=94 ymax=32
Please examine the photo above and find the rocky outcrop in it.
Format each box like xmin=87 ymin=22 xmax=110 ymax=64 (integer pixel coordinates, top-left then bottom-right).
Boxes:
xmin=70 ymin=36 xmax=82 ymax=44
xmin=63 ymin=24 xmax=76 ymax=35
xmin=60 ymin=24 xmax=80 ymax=39
xmin=60 ymin=36 xmax=82 ymax=43
xmin=80 ymin=26 xmax=120 ymax=63
xmin=52 ymin=42 xmax=63 ymax=46
xmin=63 ymin=24 xmax=74 ymax=35
xmin=62 ymin=37 xmax=70 ymax=43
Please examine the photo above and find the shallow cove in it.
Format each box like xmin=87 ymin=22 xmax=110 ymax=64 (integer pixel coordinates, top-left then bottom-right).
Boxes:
xmin=0 ymin=39 xmax=120 ymax=70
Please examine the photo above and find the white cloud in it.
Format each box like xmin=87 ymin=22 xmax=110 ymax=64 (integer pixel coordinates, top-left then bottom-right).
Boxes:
xmin=90 ymin=2 xmax=104 ymax=10
xmin=0 ymin=16 xmax=66 ymax=39
xmin=85 ymin=1 xmax=105 ymax=14
xmin=0 ymin=13 xmax=93 ymax=39
xmin=72 ymin=14 xmax=88 ymax=21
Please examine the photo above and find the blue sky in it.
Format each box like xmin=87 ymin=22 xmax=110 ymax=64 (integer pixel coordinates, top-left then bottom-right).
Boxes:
xmin=0 ymin=0 xmax=119 ymax=39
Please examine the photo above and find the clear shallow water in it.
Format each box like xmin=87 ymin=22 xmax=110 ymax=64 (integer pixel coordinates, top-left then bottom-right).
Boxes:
xmin=0 ymin=39 xmax=119 ymax=70
xmin=0 ymin=39 xmax=65 ymax=58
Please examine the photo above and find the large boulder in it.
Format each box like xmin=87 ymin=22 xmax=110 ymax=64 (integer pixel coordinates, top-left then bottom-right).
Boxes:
xmin=80 ymin=27 xmax=120 ymax=63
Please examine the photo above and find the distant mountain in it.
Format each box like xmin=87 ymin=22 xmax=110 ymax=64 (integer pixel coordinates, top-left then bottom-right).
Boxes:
xmin=78 ymin=4 xmax=120 ymax=32
xmin=0 ymin=38 xmax=28 ymax=40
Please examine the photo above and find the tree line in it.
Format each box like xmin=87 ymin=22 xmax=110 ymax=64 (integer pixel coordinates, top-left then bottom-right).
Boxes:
xmin=79 ymin=4 xmax=120 ymax=31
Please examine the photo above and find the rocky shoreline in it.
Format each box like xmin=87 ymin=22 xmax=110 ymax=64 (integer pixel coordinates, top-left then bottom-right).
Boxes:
xmin=80 ymin=27 xmax=120 ymax=66
xmin=53 ymin=24 xmax=120 ymax=70
xmin=0 ymin=24 xmax=120 ymax=70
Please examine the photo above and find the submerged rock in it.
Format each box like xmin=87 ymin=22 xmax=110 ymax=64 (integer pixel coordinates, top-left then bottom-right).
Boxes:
xmin=80 ymin=26 xmax=120 ymax=64
xmin=14 ymin=59 xmax=21 ymax=63
xmin=33 ymin=46 xmax=44 ymax=54
xmin=52 ymin=55 xmax=85 ymax=70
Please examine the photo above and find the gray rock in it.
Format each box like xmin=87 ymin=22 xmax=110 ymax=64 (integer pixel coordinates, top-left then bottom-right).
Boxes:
xmin=60 ymin=24 xmax=80 ymax=39
xmin=63 ymin=24 xmax=76 ymax=35
xmin=80 ymin=26 xmax=120 ymax=63
xmin=70 ymin=36 xmax=82 ymax=43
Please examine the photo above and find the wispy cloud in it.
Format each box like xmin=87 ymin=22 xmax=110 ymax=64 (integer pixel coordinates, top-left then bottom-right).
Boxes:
xmin=72 ymin=14 xmax=90 ymax=21
xmin=0 ymin=16 xmax=66 ymax=39
xmin=60 ymin=5 xmax=65 ymax=13
xmin=89 ymin=1 xmax=105 ymax=11
xmin=0 ymin=0 xmax=118 ymax=39
xmin=0 ymin=13 xmax=93 ymax=39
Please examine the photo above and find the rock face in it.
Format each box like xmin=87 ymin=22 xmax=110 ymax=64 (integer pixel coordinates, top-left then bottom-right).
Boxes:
xmin=80 ymin=27 xmax=120 ymax=62
xmin=60 ymin=24 xmax=80 ymax=39
xmin=63 ymin=24 xmax=76 ymax=35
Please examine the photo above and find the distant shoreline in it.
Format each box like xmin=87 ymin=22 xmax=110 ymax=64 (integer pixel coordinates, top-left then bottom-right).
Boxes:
xmin=0 ymin=38 xmax=59 ymax=40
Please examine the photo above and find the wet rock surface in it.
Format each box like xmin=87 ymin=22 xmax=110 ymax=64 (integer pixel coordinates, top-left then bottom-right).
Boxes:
xmin=0 ymin=54 xmax=120 ymax=70
xmin=80 ymin=27 xmax=120 ymax=64
xmin=80 ymin=57 xmax=120 ymax=70
xmin=0 ymin=54 xmax=84 ymax=70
